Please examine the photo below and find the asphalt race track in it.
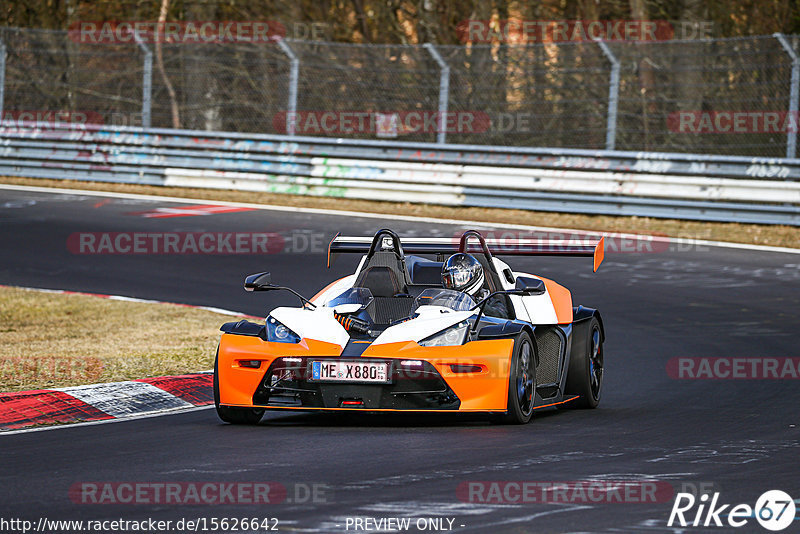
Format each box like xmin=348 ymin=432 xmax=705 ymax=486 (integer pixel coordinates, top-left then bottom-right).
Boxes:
xmin=1 ymin=186 xmax=799 ymax=533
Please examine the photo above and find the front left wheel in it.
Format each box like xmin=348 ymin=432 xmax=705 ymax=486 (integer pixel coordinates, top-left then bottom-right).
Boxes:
xmin=492 ymin=331 xmax=536 ymax=424
xmin=213 ymin=348 xmax=264 ymax=425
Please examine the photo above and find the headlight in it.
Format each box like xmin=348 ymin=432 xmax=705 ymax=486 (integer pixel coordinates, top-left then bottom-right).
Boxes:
xmin=419 ymin=321 xmax=470 ymax=347
xmin=266 ymin=316 xmax=301 ymax=343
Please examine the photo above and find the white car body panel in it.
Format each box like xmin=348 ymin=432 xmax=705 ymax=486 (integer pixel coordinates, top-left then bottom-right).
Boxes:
xmin=512 ymin=271 xmax=559 ymax=325
xmin=271 ymin=307 xmax=350 ymax=349
xmin=372 ymin=309 xmax=474 ymax=345
xmin=492 ymin=257 xmax=515 ymax=289
xmin=276 ymin=256 xmax=568 ymax=348
xmin=508 ymin=294 xmax=531 ymax=323
xmin=311 ymin=274 xmax=357 ymax=306
xmin=273 ymin=305 xmax=474 ymax=348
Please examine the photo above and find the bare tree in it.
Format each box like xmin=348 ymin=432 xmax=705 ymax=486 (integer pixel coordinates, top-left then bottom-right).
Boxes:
xmin=155 ymin=0 xmax=180 ymax=128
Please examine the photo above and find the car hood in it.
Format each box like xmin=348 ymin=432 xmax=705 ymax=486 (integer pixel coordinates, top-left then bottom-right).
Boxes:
xmin=270 ymin=305 xmax=474 ymax=350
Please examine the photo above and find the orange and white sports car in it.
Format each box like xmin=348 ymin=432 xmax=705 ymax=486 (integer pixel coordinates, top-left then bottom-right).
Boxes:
xmin=214 ymin=229 xmax=605 ymax=425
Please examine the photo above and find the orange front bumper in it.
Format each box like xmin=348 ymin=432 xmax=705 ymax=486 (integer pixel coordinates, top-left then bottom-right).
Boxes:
xmin=217 ymin=333 xmax=514 ymax=412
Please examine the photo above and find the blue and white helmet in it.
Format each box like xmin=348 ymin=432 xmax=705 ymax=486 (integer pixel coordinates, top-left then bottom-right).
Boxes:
xmin=442 ymin=253 xmax=484 ymax=297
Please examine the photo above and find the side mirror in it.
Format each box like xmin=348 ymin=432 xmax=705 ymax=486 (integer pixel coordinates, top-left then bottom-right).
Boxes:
xmin=477 ymin=321 xmax=525 ymax=340
xmin=514 ymin=276 xmax=545 ymax=296
xmin=244 ymin=272 xmax=274 ymax=292
xmin=477 ymin=323 xmax=508 ymax=339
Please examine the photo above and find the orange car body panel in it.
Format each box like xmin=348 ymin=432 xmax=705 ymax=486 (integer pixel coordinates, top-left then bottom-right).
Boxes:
xmin=538 ymin=276 xmax=574 ymax=324
xmin=361 ymin=339 xmax=514 ymax=411
xmin=217 ymin=334 xmax=342 ymax=406
xmin=217 ymin=334 xmax=515 ymax=412
xmin=593 ymin=236 xmax=605 ymax=272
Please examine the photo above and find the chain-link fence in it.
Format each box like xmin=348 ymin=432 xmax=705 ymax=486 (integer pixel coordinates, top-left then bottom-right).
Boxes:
xmin=1 ymin=26 xmax=799 ymax=157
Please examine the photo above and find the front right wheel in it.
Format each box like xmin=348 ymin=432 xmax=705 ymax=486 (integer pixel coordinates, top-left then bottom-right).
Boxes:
xmin=213 ymin=348 xmax=264 ymax=425
xmin=564 ymin=317 xmax=603 ymax=409
xmin=492 ymin=331 xmax=536 ymax=424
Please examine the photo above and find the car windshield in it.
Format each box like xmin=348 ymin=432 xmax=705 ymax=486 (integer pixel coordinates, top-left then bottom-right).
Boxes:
xmin=412 ymin=288 xmax=476 ymax=312
xmin=323 ymin=287 xmax=374 ymax=308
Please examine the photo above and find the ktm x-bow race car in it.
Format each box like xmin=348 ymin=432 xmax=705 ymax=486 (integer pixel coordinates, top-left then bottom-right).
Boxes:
xmin=214 ymin=229 xmax=605 ymax=424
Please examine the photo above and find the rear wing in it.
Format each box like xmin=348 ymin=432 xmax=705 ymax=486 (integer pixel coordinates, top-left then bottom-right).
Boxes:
xmin=328 ymin=229 xmax=605 ymax=272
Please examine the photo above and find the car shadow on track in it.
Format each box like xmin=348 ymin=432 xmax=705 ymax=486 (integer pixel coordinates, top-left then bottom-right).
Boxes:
xmin=247 ymin=408 xmax=565 ymax=428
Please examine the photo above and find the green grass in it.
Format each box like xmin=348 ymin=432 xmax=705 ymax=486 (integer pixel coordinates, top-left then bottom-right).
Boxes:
xmin=0 ymin=286 xmax=250 ymax=392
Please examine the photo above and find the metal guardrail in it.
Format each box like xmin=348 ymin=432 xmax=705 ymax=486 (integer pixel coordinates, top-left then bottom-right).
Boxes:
xmin=0 ymin=121 xmax=798 ymax=226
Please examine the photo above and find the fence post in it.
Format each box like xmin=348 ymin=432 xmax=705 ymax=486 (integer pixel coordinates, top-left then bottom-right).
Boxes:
xmin=0 ymin=37 xmax=5 ymax=120
xmin=133 ymin=33 xmax=152 ymax=128
xmin=276 ymin=39 xmax=299 ymax=136
xmin=775 ymin=33 xmax=799 ymax=159
xmin=424 ymin=43 xmax=450 ymax=144
xmin=596 ymin=40 xmax=620 ymax=151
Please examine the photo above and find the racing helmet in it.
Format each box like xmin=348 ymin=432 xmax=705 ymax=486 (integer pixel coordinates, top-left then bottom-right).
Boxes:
xmin=442 ymin=253 xmax=484 ymax=297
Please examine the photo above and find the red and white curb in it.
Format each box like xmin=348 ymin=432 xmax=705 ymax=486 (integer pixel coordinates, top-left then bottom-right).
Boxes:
xmin=0 ymin=373 xmax=215 ymax=431
xmin=0 ymin=285 xmax=261 ymax=431
xmin=127 ymin=204 xmax=257 ymax=218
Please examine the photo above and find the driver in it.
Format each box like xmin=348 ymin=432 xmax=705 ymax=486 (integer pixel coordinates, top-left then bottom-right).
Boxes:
xmin=441 ymin=253 xmax=484 ymax=297
xmin=441 ymin=253 xmax=509 ymax=318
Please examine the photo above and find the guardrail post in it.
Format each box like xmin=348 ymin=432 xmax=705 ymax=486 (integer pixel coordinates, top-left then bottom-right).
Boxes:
xmin=0 ymin=37 xmax=6 ymax=120
xmin=276 ymin=39 xmax=299 ymax=136
xmin=596 ymin=40 xmax=620 ymax=151
xmin=424 ymin=43 xmax=450 ymax=144
xmin=775 ymin=33 xmax=799 ymax=159
xmin=133 ymin=32 xmax=152 ymax=128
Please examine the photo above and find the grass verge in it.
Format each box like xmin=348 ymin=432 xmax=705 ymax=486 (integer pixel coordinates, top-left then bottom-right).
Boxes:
xmin=1 ymin=176 xmax=798 ymax=249
xmin=0 ymin=286 xmax=247 ymax=393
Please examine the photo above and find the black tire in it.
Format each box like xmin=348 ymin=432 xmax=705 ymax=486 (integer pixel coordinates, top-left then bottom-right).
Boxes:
xmin=213 ymin=348 xmax=264 ymax=425
xmin=492 ymin=332 xmax=536 ymax=424
xmin=564 ymin=317 xmax=603 ymax=409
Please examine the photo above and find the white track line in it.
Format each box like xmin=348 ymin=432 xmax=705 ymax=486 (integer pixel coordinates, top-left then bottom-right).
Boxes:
xmin=1 ymin=182 xmax=798 ymax=255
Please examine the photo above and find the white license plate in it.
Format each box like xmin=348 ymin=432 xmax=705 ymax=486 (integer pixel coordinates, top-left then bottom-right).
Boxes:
xmin=310 ymin=361 xmax=390 ymax=383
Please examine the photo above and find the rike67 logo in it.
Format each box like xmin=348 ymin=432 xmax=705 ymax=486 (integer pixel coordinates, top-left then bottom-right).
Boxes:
xmin=669 ymin=490 xmax=796 ymax=531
